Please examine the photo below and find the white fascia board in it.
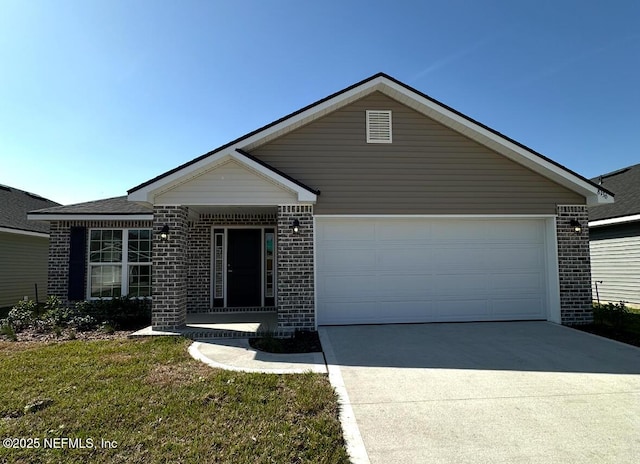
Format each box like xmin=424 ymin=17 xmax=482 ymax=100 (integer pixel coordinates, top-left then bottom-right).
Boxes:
xmin=129 ymin=150 xmax=317 ymax=204
xmin=314 ymin=214 xmax=556 ymax=218
xmin=27 ymin=214 xmax=153 ymax=221
xmin=589 ymin=214 xmax=640 ymax=227
xmin=377 ymin=80 xmax=613 ymax=205
xmin=0 ymin=226 xmax=49 ymax=238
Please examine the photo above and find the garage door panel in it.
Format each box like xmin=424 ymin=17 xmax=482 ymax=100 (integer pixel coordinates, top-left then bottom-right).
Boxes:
xmin=316 ymin=217 xmax=550 ymax=325
xmin=491 ymin=273 xmax=543 ymax=292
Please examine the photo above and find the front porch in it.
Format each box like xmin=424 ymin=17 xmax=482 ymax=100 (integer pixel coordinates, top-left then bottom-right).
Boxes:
xmin=151 ymin=205 xmax=316 ymax=333
xmin=134 ymin=311 xmax=279 ymax=339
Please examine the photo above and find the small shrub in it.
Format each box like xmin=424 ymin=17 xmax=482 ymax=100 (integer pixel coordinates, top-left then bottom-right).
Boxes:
xmin=6 ymin=299 xmax=37 ymax=332
xmin=80 ymin=296 xmax=151 ymax=330
xmin=0 ymin=323 xmax=17 ymax=341
xmin=593 ymin=302 xmax=629 ymax=329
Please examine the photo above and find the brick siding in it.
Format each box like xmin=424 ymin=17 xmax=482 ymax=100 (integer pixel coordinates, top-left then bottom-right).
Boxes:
xmin=47 ymin=220 xmax=153 ymax=304
xmin=276 ymin=205 xmax=315 ymax=331
xmin=556 ymin=205 xmax=593 ymax=324
xmin=151 ymin=206 xmax=189 ymax=329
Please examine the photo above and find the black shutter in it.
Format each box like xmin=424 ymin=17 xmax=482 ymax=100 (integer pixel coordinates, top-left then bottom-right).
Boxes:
xmin=68 ymin=226 xmax=87 ymax=301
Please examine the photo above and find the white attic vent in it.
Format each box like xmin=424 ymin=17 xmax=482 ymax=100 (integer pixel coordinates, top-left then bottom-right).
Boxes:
xmin=366 ymin=110 xmax=392 ymax=143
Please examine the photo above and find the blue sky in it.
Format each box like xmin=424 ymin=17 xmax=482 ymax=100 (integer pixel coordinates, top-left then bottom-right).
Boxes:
xmin=1 ymin=0 xmax=638 ymax=205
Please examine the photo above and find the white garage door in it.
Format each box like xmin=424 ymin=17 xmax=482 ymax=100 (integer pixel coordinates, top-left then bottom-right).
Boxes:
xmin=316 ymin=217 xmax=550 ymax=325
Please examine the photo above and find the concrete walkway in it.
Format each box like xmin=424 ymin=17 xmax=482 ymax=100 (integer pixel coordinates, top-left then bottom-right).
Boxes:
xmin=320 ymin=322 xmax=640 ymax=464
xmin=188 ymin=338 xmax=326 ymax=374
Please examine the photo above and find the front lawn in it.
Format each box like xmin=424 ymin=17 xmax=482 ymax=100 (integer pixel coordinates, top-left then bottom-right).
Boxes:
xmin=0 ymin=337 xmax=349 ymax=463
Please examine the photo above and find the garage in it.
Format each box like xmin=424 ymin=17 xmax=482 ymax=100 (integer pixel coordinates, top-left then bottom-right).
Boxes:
xmin=315 ymin=217 xmax=555 ymax=325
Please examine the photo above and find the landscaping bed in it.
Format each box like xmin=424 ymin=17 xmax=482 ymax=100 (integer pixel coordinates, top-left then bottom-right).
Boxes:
xmin=249 ymin=330 xmax=323 ymax=353
xmin=572 ymin=303 xmax=640 ymax=348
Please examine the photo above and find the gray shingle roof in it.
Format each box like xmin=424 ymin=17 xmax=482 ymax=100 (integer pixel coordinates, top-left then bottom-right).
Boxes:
xmin=29 ymin=196 xmax=153 ymax=216
xmin=0 ymin=185 xmax=60 ymax=234
xmin=589 ymin=163 xmax=640 ymax=221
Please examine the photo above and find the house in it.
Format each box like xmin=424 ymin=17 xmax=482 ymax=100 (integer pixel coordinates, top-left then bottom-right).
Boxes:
xmin=28 ymin=73 xmax=613 ymax=331
xmin=588 ymin=163 xmax=640 ymax=306
xmin=0 ymin=185 xmax=60 ymax=307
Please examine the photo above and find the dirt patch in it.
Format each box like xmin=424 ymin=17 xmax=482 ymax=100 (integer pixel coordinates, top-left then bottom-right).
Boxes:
xmin=1 ymin=328 xmax=131 ymax=343
xmin=146 ymin=362 xmax=212 ymax=387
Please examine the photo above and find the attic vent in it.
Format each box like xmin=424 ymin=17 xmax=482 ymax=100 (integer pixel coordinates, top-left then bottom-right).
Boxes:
xmin=366 ymin=110 xmax=392 ymax=143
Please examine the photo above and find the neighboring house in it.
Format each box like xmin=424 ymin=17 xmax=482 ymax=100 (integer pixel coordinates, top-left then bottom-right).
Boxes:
xmin=588 ymin=164 xmax=640 ymax=306
xmin=28 ymin=73 xmax=613 ymax=331
xmin=0 ymin=185 xmax=60 ymax=307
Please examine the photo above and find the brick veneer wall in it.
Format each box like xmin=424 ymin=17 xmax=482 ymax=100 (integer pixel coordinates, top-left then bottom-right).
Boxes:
xmin=152 ymin=206 xmax=189 ymax=329
xmin=186 ymin=213 xmax=276 ymax=313
xmin=277 ymin=205 xmax=315 ymax=331
xmin=47 ymin=219 xmax=153 ymax=304
xmin=556 ymin=205 xmax=593 ymax=324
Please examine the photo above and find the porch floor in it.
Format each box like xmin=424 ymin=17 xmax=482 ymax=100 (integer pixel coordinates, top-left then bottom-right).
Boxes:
xmin=131 ymin=312 xmax=279 ymax=339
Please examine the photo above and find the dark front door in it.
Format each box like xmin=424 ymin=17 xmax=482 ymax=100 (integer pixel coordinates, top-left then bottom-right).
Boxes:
xmin=227 ymin=229 xmax=261 ymax=307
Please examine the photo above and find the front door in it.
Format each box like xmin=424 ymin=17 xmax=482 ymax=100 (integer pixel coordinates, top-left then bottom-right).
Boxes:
xmin=226 ymin=229 xmax=262 ymax=307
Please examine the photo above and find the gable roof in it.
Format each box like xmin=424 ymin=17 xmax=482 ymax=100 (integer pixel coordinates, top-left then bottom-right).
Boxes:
xmin=0 ymin=184 xmax=60 ymax=235
xmin=28 ymin=196 xmax=153 ymax=221
xmin=589 ymin=163 xmax=640 ymax=225
xmin=128 ymin=72 xmax=613 ymax=206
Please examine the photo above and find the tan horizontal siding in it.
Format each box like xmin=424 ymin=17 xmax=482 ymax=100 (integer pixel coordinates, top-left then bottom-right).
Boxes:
xmin=156 ymin=160 xmax=297 ymax=205
xmin=0 ymin=232 xmax=49 ymax=307
xmin=252 ymin=92 xmax=584 ymax=214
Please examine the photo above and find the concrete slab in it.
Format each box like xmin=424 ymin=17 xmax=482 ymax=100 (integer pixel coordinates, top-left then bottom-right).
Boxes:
xmin=189 ymin=338 xmax=327 ymax=374
xmin=320 ymin=322 xmax=640 ymax=464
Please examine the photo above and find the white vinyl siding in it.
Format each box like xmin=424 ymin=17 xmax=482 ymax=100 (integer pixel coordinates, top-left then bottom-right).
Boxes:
xmin=590 ymin=235 xmax=640 ymax=306
xmin=155 ymin=159 xmax=297 ymax=205
xmin=316 ymin=217 xmax=551 ymax=325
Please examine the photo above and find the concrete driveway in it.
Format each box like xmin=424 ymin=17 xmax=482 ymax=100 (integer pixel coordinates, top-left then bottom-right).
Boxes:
xmin=319 ymin=322 xmax=640 ymax=464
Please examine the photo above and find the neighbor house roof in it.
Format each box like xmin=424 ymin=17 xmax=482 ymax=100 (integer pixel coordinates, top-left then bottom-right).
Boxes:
xmin=589 ymin=163 xmax=640 ymax=225
xmin=0 ymin=184 xmax=60 ymax=235
xmin=28 ymin=196 xmax=153 ymax=221
xmin=128 ymin=72 xmax=614 ymax=206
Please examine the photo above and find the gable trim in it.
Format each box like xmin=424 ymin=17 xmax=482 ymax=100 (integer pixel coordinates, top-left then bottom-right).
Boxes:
xmin=128 ymin=149 xmax=318 ymax=204
xmin=128 ymin=72 xmax=613 ymax=206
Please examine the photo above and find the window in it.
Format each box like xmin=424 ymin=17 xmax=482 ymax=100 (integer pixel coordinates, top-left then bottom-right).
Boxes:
xmin=366 ymin=110 xmax=392 ymax=143
xmin=88 ymin=229 xmax=152 ymax=298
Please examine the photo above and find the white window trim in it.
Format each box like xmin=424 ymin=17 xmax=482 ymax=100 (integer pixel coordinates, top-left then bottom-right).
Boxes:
xmin=87 ymin=228 xmax=152 ymax=300
xmin=366 ymin=110 xmax=392 ymax=143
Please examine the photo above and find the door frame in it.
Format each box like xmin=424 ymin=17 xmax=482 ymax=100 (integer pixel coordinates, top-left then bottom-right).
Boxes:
xmin=209 ymin=226 xmax=277 ymax=308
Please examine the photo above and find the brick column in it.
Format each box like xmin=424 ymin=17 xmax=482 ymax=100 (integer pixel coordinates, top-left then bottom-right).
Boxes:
xmin=277 ymin=205 xmax=315 ymax=332
xmin=556 ymin=205 xmax=593 ymax=325
xmin=48 ymin=221 xmax=70 ymax=302
xmin=152 ymin=206 xmax=189 ymax=330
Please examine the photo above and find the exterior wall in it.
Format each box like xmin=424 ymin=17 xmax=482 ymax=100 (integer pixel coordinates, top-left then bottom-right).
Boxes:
xmin=155 ymin=160 xmax=297 ymax=205
xmin=277 ymin=205 xmax=315 ymax=331
xmin=186 ymin=212 xmax=277 ymax=313
xmin=252 ymin=92 xmax=585 ymax=215
xmin=556 ymin=205 xmax=593 ymax=324
xmin=47 ymin=219 xmax=153 ymax=304
xmin=0 ymin=232 xmax=49 ymax=307
xmin=590 ymin=222 xmax=640 ymax=306
xmin=152 ymin=206 xmax=189 ymax=329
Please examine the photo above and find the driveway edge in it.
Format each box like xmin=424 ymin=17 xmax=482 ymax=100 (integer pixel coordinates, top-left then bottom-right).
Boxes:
xmin=318 ymin=327 xmax=370 ymax=464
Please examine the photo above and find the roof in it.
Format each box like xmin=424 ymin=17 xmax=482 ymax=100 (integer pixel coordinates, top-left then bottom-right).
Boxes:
xmin=589 ymin=163 xmax=640 ymax=223
xmin=128 ymin=72 xmax=614 ymax=206
xmin=28 ymin=196 xmax=153 ymax=221
xmin=0 ymin=184 xmax=60 ymax=234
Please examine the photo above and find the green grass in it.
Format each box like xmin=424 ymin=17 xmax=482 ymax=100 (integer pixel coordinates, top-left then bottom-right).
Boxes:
xmin=0 ymin=337 xmax=349 ymax=463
